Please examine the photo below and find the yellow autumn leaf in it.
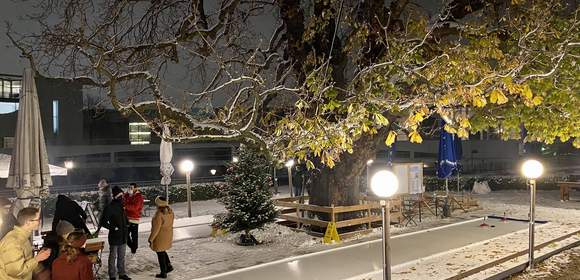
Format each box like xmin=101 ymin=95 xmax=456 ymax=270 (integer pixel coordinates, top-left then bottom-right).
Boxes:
xmin=521 ymin=85 xmax=533 ymax=99
xmin=532 ymin=96 xmax=543 ymax=106
xmin=459 ymin=118 xmax=471 ymax=128
xmin=457 ymin=128 xmax=469 ymax=139
xmin=497 ymin=92 xmax=508 ymax=104
xmin=374 ymin=113 xmax=390 ymax=126
xmin=409 ymin=130 xmax=423 ymax=143
xmin=490 ymin=89 xmax=508 ymax=104
xmin=444 ymin=124 xmax=457 ymax=134
xmin=573 ymin=138 xmax=580 ymax=148
xmin=326 ymin=157 xmax=335 ymax=168
xmin=472 ymin=96 xmax=487 ymax=107
xmin=385 ymin=131 xmax=397 ymax=147
xmin=306 ymin=160 xmax=315 ymax=170
xmin=412 ymin=111 xmax=426 ymax=123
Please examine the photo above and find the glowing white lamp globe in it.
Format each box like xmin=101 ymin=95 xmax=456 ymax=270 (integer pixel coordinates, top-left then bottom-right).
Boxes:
xmin=64 ymin=160 xmax=74 ymax=169
xmin=210 ymin=169 xmax=217 ymax=175
xmin=285 ymin=159 xmax=295 ymax=168
xmin=179 ymin=159 xmax=194 ymax=174
xmin=232 ymin=156 xmax=239 ymax=163
xmin=521 ymin=159 xmax=543 ymax=179
xmin=371 ymin=170 xmax=399 ymax=198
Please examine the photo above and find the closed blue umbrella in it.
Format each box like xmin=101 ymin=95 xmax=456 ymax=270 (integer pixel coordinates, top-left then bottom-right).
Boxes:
xmin=437 ymin=121 xmax=459 ymax=179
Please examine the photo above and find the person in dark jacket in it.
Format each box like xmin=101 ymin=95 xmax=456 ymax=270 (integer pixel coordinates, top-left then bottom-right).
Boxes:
xmin=51 ymin=195 xmax=90 ymax=234
xmin=99 ymin=186 xmax=131 ymax=280
xmin=123 ymin=183 xmax=144 ymax=254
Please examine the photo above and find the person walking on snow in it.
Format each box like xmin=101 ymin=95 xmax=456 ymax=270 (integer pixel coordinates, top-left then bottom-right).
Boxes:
xmin=123 ymin=183 xmax=144 ymax=254
xmin=0 ymin=207 xmax=51 ymax=280
xmin=99 ymin=186 xmax=131 ymax=280
xmin=148 ymin=196 xmax=174 ymax=279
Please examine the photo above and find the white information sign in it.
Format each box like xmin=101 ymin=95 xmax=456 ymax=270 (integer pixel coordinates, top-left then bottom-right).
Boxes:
xmin=393 ymin=163 xmax=424 ymax=194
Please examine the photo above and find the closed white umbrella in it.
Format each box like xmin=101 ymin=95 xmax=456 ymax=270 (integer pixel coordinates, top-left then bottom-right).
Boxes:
xmin=0 ymin=154 xmax=67 ymax=178
xmin=6 ymin=68 xmax=52 ymax=214
xmin=160 ymin=125 xmax=174 ymax=201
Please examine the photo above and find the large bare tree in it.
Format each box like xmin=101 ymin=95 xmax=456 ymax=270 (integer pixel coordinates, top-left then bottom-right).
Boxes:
xmin=8 ymin=0 xmax=579 ymax=206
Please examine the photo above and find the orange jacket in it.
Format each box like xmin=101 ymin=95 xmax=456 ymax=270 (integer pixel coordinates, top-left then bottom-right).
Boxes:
xmin=51 ymin=253 xmax=93 ymax=280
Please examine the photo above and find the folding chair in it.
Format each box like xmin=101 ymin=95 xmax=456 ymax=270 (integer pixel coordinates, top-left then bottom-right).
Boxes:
xmin=85 ymin=240 xmax=105 ymax=277
xmin=401 ymin=197 xmax=418 ymax=226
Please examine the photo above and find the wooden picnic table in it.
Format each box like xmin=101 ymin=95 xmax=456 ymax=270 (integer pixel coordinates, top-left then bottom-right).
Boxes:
xmin=558 ymin=181 xmax=580 ymax=201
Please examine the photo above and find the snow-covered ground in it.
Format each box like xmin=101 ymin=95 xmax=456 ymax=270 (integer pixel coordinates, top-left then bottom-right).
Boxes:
xmin=93 ymin=188 xmax=579 ymax=279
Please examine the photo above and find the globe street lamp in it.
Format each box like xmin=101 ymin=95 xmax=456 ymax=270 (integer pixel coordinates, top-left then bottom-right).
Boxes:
xmin=64 ymin=160 xmax=74 ymax=186
xmin=285 ymin=159 xmax=295 ymax=197
xmin=64 ymin=160 xmax=74 ymax=169
xmin=210 ymin=169 xmax=217 ymax=175
xmin=180 ymin=159 xmax=195 ymax=217
xmin=521 ymin=159 xmax=544 ymax=269
xmin=371 ymin=170 xmax=399 ymax=280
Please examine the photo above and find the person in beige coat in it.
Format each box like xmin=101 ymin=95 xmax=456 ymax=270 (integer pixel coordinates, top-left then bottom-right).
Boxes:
xmin=148 ymin=196 xmax=174 ymax=279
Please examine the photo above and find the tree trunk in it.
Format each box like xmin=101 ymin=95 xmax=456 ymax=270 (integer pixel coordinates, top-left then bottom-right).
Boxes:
xmin=309 ymin=128 xmax=388 ymax=207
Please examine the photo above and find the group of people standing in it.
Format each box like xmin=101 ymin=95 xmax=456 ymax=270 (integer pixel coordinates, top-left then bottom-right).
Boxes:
xmin=0 ymin=181 xmax=176 ymax=279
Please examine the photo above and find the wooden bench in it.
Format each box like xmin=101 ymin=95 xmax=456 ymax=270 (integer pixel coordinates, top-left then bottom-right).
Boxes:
xmin=558 ymin=181 xmax=580 ymax=201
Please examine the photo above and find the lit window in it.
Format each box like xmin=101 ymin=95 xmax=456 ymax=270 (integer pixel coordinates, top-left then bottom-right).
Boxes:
xmin=0 ymin=102 xmax=18 ymax=114
xmin=0 ymin=79 xmax=21 ymax=99
xmin=129 ymin=122 xmax=150 ymax=145
xmin=52 ymin=100 xmax=59 ymax=134
xmin=10 ymin=81 xmax=21 ymax=96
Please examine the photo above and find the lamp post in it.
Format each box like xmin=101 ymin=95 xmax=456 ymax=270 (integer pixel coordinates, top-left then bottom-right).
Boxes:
xmin=521 ymin=159 xmax=543 ymax=269
xmin=285 ymin=159 xmax=295 ymax=197
xmin=180 ymin=159 xmax=195 ymax=217
xmin=371 ymin=170 xmax=399 ymax=280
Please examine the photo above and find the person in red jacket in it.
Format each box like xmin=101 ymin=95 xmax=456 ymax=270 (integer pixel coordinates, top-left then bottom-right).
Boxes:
xmin=123 ymin=183 xmax=144 ymax=254
xmin=51 ymin=231 xmax=93 ymax=280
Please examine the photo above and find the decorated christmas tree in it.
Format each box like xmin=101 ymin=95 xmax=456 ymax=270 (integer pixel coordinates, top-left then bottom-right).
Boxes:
xmin=217 ymin=148 xmax=278 ymax=245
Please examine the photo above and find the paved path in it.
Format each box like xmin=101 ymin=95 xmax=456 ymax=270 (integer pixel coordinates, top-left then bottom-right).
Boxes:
xmin=88 ymin=215 xmax=213 ymax=252
xmin=196 ymin=217 xmax=530 ymax=280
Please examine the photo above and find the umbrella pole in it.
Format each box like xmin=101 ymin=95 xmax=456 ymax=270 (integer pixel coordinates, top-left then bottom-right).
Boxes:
xmin=457 ymin=173 xmax=460 ymax=193
xmin=165 ymin=184 xmax=169 ymax=203
xmin=445 ymin=178 xmax=449 ymax=195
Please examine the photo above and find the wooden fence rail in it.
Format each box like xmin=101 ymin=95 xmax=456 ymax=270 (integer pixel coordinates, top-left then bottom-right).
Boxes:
xmin=275 ymin=193 xmax=478 ymax=239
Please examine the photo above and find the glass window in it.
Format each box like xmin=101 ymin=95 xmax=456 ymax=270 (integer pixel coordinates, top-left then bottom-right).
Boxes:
xmin=11 ymin=80 xmax=21 ymax=96
xmin=52 ymin=100 xmax=59 ymax=134
xmin=1 ymin=81 xmax=8 ymax=98
xmin=129 ymin=122 xmax=150 ymax=144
